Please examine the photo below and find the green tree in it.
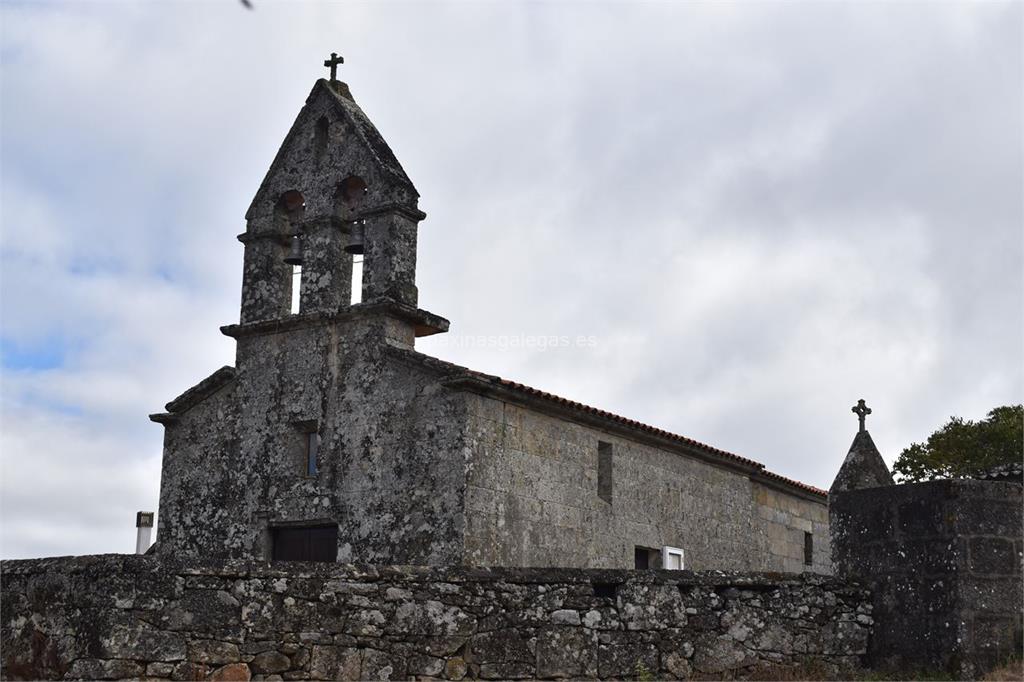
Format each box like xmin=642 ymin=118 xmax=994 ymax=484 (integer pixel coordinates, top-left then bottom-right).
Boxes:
xmin=892 ymin=405 xmax=1023 ymax=482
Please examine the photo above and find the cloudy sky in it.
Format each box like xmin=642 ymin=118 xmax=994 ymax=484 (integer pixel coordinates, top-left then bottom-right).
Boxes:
xmin=1 ymin=1 xmax=1020 ymax=559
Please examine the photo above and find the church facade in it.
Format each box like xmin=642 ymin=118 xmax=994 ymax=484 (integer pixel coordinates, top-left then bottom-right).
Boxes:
xmin=150 ymin=71 xmax=830 ymax=574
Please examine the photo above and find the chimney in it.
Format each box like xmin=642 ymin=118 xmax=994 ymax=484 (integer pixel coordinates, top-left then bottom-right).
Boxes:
xmin=135 ymin=511 xmax=154 ymax=554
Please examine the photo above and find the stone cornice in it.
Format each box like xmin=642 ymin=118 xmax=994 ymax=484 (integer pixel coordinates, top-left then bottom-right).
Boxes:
xmin=360 ymin=202 xmax=427 ymax=222
xmin=149 ymin=366 xmax=237 ymax=425
xmin=220 ymin=301 xmax=449 ymax=339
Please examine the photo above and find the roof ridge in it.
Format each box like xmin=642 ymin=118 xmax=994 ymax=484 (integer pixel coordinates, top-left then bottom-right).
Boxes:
xmin=387 ymin=347 xmax=826 ymax=498
xmin=244 ymin=80 xmax=416 ymax=221
xmin=318 ymin=80 xmax=417 ymax=195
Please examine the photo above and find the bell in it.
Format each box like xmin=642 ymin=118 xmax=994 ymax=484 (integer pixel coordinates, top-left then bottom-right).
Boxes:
xmin=283 ymin=235 xmax=304 ymax=266
xmin=345 ymin=221 xmax=365 ymax=255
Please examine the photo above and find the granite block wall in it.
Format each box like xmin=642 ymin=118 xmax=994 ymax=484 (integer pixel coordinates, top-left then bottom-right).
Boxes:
xmin=462 ymin=394 xmax=830 ymax=571
xmin=155 ymin=318 xmax=468 ymax=567
xmin=1 ymin=555 xmax=871 ymax=681
xmin=831 ymin=479 xmax=1023 ymax=680
xmin=751 ymin=482 xmax=831 ymax=574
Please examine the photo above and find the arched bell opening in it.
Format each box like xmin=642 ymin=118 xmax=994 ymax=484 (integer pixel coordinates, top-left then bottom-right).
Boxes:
xmin=335 ymin=175 xmax=368 ymax=223
xmin=275 ymin=190 xmax=307 ymax=314
xmin=276 ymin=190 xmax=306 ymax=223
xmin=335 ymin=176 xmax=368 ymax=304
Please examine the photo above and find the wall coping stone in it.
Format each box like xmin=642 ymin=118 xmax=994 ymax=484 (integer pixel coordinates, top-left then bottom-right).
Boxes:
xmin=2 ymin=554 xmax=861 ymax=590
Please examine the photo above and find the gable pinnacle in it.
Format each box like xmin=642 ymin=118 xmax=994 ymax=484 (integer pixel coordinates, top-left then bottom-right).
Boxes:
xmin=324 ymin=52 xmax=344 ymax=82
xmin=852 ymin=399 xmax=872 ymax=433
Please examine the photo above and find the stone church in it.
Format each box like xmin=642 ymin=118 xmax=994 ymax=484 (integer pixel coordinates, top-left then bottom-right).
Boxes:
xmin=150 ymin=66 xmax=830 ymax=574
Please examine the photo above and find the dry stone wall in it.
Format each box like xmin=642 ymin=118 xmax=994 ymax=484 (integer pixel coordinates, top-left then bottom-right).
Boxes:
xmin=1 ymin=555 xmax=870 ymax=681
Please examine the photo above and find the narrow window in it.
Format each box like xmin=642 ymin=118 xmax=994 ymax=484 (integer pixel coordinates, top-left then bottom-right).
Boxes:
xmin=804 ymin=531 xmax=813 ymax=566
xmin=314 ymin=116 xmax=329 ymax=162
xmin=291 ymin=265 xmax=302 ymax=314
xmin=305 ymin=431 xmax=319 ymax=477
xmin=598 ymin=441 xmax=613 ymax=504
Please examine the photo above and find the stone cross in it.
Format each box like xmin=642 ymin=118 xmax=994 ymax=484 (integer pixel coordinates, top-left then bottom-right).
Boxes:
xmin=852 ymin=399 xmax=872 ymax=433
xmin=324 ymin=53 xmax=344 ymax=82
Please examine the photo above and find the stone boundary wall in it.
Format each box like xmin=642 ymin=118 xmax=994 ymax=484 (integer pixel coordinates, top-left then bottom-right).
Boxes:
xmin=1 ymin=556 xmax=871 ymax=681
xmin=831 ymin=479 xmax=1022 ymax=680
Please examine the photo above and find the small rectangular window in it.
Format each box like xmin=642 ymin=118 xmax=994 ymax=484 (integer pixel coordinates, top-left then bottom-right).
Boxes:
xmin=804 ymin=531 xmax=813 ymax=566
xmin=634 ymin=546 xmax=661 ymax=570
xmin=305 ymin=431 xmax=319 ymax=477
xmin=598 ymin=441 xmax=613 ymax=504
xmin=272 ymin=525 xmax=337 ymax=562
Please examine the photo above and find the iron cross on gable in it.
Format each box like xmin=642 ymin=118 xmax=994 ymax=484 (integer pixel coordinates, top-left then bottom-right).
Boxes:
xmin=324 ymin=53 xmax=344 ymax=82
xmin=852 ymin=399 xmax=872 ymax=433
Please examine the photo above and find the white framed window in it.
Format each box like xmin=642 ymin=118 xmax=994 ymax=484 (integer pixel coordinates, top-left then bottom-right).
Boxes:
xmin=661 ymin=545 xmax=685 ymax=570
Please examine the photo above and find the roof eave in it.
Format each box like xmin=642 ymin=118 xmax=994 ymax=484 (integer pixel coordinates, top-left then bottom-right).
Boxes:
xmin=443 ymin=373 xmax=765 ymax=478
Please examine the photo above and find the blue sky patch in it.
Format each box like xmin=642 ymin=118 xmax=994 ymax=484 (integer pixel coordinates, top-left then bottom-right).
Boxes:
xmin=1 ymin=335 xmax=70 ymax=371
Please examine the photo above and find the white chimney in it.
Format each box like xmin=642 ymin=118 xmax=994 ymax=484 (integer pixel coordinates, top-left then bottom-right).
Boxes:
xmin=135 ymin=511 xmax=154 ymax=554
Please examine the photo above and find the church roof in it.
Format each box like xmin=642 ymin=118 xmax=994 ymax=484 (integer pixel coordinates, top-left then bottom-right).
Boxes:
xmin=392 ymin=347 xmax=828 ymax=500
xmin=478 ymin=375 xmax=828 ymax=499
xmin=481 ymin=375 xmax=762 ymax=468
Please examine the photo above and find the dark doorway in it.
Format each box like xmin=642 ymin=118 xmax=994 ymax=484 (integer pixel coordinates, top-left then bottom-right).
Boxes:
xmin=271 ymin=525 xmax=338 ymax=562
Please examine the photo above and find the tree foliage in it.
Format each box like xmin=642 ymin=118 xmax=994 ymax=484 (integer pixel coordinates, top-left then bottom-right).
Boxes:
xmin=892 ymin=405 xmax=1023 ymax=482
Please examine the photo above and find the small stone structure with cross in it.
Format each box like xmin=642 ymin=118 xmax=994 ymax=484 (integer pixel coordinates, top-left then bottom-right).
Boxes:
xmin=829 ymin=400 xmax=1022 ymax=679
xmin=830 ymin=399 xmax=893 ymax=494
